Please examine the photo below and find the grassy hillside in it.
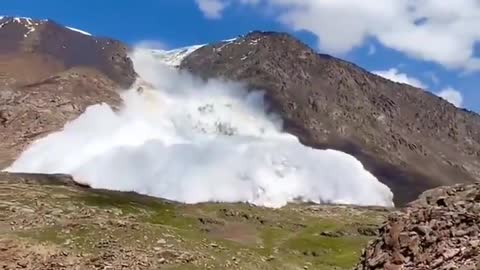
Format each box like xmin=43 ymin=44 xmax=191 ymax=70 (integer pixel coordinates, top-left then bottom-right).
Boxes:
xmin=0 ymin=173 xmax=389 ymax=269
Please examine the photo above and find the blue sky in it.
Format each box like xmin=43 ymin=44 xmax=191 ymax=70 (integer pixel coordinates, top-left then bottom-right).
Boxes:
xmin=2 ymin=0 xmax=478 ymax=111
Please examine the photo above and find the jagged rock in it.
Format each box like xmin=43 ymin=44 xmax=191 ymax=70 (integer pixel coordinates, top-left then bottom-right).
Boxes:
xmin=356 ymin=184 xmax=480 ymax=269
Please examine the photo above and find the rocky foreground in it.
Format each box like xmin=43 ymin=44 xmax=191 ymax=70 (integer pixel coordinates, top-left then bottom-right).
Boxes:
xmin=357 ymin=183 xmax=480 ymax=269
xmin=3 ymin=173 xmax=480 ymax=270
xmin=0 ymin=172 xmax=388 ymax=270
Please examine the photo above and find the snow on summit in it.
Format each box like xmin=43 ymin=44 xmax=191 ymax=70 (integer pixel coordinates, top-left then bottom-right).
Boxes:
xmin=0 ymin=16 xmax=92 ymax=38
xmin=149 ymin=44 xmax=205 ymax=67
xmin=5 ymin=45 xmax=394 ymax=208
xmin=146 ymin=37 xmax=241 ymax=67
xmin=0 ymin=16 xmax=45 ymax=37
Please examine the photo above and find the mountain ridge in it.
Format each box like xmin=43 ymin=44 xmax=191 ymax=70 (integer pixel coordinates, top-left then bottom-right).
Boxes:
xmin=1 ymin=17 xmax=479 ymax=206
xmin=0 ymin=16 xmax=135 ymax=87
xmin=1 ymin=16 xmax=480 ymax=270
xmin=179 ymin=31 xmax=480 ymax=205
xmin=0 ymin=16 xmax=136 ymax=167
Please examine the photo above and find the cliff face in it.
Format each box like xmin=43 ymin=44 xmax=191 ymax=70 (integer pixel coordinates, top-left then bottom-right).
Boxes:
xmin=180 ymin=31 xmax=480 ymax=205
xmin=0 ymin=17 xmax=136 ymax=166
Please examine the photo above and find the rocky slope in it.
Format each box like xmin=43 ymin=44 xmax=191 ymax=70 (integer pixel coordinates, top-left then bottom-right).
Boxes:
xmin=180 ymin=31 xmax=480 ymax=206
xmin=0 ymin=16 xmax=135 ymax=87
xmin=0 ymin=17 xmax=136 ymax=167
xmin=0 ymin=172 xmax=388 ymax=270
xmin=2 ymin=18 xmax=479 ymax=207
xmin=356 ymin=183 xmax=480 ymax=269
xmin=2 ymin=16 xmax=480 ymax=269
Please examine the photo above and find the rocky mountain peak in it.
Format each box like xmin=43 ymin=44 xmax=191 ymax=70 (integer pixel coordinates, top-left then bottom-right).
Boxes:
xmin=0 ymin=16 xmax=47 ymax=38
xmin=1 ymin=14 xmax=480 ymax=270
xmin=0 ymin=16 xmax=136 ymax=167
xmin=181 ymin=31 xmax=480 ymax=206
xmin=0 ymin=16 xmax=135 ymax=88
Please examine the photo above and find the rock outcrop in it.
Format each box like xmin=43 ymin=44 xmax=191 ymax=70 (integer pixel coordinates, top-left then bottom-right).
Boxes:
xmin=0 ymin=17 xmax=136 ymax=167
xmin=356 ymin=184 xmax=480 ymax=269
xmin=181 ymin=31 xmax=480 ymax=205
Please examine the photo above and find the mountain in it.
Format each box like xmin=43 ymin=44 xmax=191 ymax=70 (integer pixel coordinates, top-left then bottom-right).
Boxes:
xmin=179 ymin=31 xmax=480 ymax=206
xmin=0 ymin=17 xmax=136 ymax=167
xmin=1 ymin=16 xmax=480 ymax=269
xmin=1 ymin=17 xmax=479 ymax=206
xmin=0 ymin=16 xmax=134 ymax=87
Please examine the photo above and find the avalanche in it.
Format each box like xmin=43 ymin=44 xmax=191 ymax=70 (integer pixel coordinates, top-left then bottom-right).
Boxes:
xmin=4 ymin=47 xmax=394 ymax=208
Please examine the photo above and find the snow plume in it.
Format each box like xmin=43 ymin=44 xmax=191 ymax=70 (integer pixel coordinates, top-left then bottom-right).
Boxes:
xmin=5 ymin=48 xmax=394 ymax=208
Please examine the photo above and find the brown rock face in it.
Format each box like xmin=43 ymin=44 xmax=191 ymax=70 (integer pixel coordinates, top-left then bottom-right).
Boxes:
xmin=0 ymin=17 xmax=135 ymax=87
xmin=0 ymin=17 xmax=136 ymax=167
xmin=180 ymin=31 xmax=480 ymax=206
xmin=356 ymin=184 xmax=480 ymax=269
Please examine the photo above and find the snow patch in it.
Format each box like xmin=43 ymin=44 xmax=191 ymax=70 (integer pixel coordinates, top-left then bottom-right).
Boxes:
xmin=148 ymin=44 xmax=205 ymax=67
xmin=0 ymin=17 xmax=91 ymax=38
xmin=4 ymin=47 xmax=394 ymax=208
xmin=146 ymin=37 xmax=239 ymax=67
xmin=222 ymin=37 xmax=238 ymax=43
xmin=66 ymin=26 xmax=92 ymax=36
xmin=248 ymin=37 xmax=262 ymax=46
xmin=0 ymin=16 xmax=45 ymax=38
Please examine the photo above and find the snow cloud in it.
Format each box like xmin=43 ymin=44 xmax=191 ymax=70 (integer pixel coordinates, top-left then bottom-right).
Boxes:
xmin=195 ymin=0 xmax=228 ymax=19
xmin=4 ymin=47 xmax=394 ymax=208
xmin=373 ymin=68 xmax=426 ymax=88
xmin=367 ymin=44 xmax=376 ymax=56
xmin=436 ymin=87 xmax=464 ymax=107
xmin=373 ymin=68 xmax=463 ymax=107
xmin=197 ymin=0 xmax=480 ymax=72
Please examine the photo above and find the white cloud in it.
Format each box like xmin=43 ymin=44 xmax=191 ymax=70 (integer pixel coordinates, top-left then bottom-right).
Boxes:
xmin=239 ymin=0 xmax=260 ymax=3
xmin=135 ymin=40 xmax=167 ymax=50
xmin=195 ymin=0 xmax=228 ymax=19
xmin=367 ymin=44 xmax=376 ymax=56
xmin=424 ymin=71 xmax=440 ymax=85
xmin=205 ymin=0 xmax=480 ymax=72
xmin=373 ymin=68 xmax=464 ymax=107
xmin=436 ymin=87 xmax=464 ymax=107
xmin=373 ymin=68 xmax=426 ymax=88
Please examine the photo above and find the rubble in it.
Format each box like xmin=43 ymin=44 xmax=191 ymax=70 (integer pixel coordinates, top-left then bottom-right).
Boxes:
xmin=356 ymin=183 xmax=480 ymax=269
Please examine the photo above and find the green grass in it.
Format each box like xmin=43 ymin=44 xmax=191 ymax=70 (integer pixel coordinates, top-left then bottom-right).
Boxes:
xmin=2 ymin=182 xmax=387 ymax=270
xmin=79 ymin=191 xmax=203 ymax=236
xmin=280 ymin=222 xmax=370 ymax=269
xmin=17 ymin=227 xmax=65 ymax=245
xmin=79 ymin=192 xmax=162 ymax=214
